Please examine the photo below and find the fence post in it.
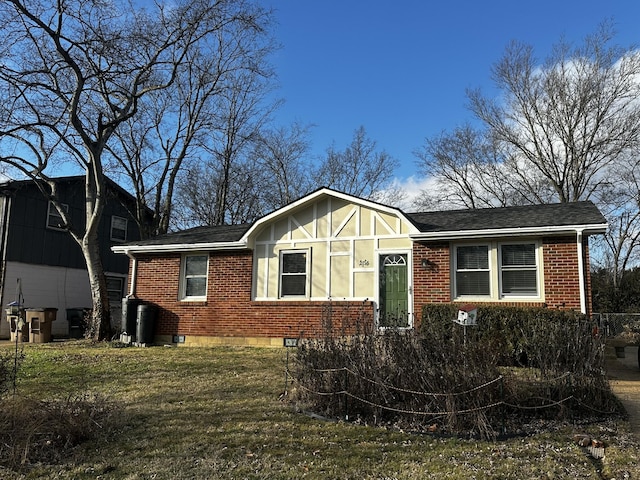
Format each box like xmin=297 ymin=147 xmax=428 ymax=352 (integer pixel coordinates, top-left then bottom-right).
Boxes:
xmin=500 ymin=376 xmax=505 ymax=436
xmin=344 ymin=367 xmax=349 ymax=421
xmin=284 ymin=348 xmax=289 ymax=396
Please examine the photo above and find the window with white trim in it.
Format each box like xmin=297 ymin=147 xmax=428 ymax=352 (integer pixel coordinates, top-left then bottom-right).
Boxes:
xmin=46 ymin=201 xmax=68 ymax=230
xmin=455 ymin=245 xmax=490 ymax=296
xmin=279 ymin=250 xmax=308 ymax=297
xmin=111 ymin=216 xmax=128 ymax=242
xmin=500 ymin=243 xmax=538 ymax=296
xmin=181 ymin=254 xmax=208 ymax=300
xmin=453 ymin=241 xmax=542 ymax=300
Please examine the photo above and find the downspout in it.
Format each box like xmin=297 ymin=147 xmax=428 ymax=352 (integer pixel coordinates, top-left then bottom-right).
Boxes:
xmin=576 ymin=229 xmax=586 ymax=315
xmin=0 ymin=194 xmax=12 ymax=313
xmin=125 ymin=251 xmax=138 ymax=298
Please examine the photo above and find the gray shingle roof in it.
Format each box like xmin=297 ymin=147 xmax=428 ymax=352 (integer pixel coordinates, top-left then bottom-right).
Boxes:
xmin=406 ymin=201 xmax=606 ymax=232
xmin=120 ymin=200 xmax=606 ymax=249
xmin=128 ymin=223 xmax=251 ymax=247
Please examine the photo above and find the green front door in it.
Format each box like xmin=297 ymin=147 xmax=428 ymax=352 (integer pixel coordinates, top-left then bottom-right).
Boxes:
xmin=379 ymin=254 xmax=409 ymax=328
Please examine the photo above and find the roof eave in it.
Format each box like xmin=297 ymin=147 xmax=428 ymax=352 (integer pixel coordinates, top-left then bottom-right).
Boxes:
xmin=111 ymin=241 xmax=248 ymax=255
xmin=409 ymin=223 xmax=608 ymax=241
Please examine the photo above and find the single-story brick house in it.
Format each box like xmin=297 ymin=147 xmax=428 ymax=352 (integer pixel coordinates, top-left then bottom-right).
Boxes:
xmin=112 ymin=188 xmax=607 ymax=347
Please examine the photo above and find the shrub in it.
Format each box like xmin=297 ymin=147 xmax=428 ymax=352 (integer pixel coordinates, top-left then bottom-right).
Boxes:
xmin=0 ymin=347 xmax=122 ymax=472
xmin=291 ymin=304 xmax=620 ymax=439
xmin=421 ymin=304 xmax=605 ymax=376
xmin=0 ymin=392 xmax=122 ymax=471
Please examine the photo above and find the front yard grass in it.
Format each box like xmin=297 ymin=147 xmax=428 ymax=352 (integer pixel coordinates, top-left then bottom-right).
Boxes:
xmin=0 ymin=341 xmax=638 ymax=479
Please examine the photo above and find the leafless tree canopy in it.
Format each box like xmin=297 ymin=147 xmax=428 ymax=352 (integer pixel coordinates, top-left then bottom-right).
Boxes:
xmin=107 ymin=0 xmax=277 ymax=237
xmin=171 ymin=121 xmax=313 ymax=229
xmin=414 ymin=124 xmax=523 ymax=210
xmin=315 ymin=126 xmax=402 ymax=205
xmin=468 ymin=25 xmax=640 ymax=204
xmin=0 ymin=0 xmax=257 ymax=339
xmin=415 ymin=23 xmax=640 ymax=287
xmin=173 ymin=122 xmax=403 ymax=229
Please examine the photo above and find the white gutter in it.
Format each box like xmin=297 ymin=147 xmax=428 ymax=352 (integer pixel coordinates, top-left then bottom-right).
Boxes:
xmin=409 ymin=223 xmax=607 ymax=241
xmin=111 ymin=241 xmax=247 ymax=255
xmin=576 ymin=229 xmax=586 ymax=314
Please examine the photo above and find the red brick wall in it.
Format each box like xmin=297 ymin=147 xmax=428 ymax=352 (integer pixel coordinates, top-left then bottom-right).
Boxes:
xmin=132 ymin=250 xmax=374 ymax=340
xmin=130 ymin=234 xmax=593 ymax=341
xmin=542 ymin=236 xmax=581 ymax=311
xmin=412 ymin=235 xmax=593 ymax=328
xmin=543 ymin=235 xmax=593 ymax=315
xmin=412 ymin=241 xmax=451 ymax=306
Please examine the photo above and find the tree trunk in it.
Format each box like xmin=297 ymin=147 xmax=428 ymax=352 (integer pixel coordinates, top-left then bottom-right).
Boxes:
xmin=78 ymin=155 xmax=112 ymax=341
xmin=81 ymin=229 xmax=112 ymax=341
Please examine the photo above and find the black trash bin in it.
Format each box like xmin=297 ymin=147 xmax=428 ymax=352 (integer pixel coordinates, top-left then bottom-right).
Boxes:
xmin=136 ymin=304 xmax=156 ymax=345
xmin=121 ymin=298 xmax=141 ymax=341
xmin=67 ymin=308 xmax=89 ymax=339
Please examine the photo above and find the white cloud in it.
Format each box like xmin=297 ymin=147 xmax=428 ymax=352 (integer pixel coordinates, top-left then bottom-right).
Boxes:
xmin=386 ymin=175 xmax=437 ymax=212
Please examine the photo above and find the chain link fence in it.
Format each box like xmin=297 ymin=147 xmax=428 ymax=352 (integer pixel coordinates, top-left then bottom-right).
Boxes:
xmin=593 ymin=312 xmax=640 ymax=340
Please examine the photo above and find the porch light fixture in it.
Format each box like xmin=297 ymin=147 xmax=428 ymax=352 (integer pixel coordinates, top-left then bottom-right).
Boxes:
xmin=421 ymin=258 xmax=436 ymax=270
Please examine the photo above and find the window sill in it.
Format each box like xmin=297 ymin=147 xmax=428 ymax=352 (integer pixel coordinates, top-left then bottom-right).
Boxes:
xmin=179 ymin=299 xmax=208 ymax=306
xmin=453 ymin=296 xmax=544 ymax=303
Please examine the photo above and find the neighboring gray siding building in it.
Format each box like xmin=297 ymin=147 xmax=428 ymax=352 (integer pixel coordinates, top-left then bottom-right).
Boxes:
xmin=0 ymin=176 xmax=143 ymax=338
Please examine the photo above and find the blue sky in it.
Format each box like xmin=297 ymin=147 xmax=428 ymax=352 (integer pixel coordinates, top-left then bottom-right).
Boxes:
xmin=261 ymin=1 xmax=640 ymax=189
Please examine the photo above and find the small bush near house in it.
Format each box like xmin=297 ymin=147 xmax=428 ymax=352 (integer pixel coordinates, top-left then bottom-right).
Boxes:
xmin=422 ymin=304 xmax=605 ymax=376
xmin=290 ymin=304 xmax=621 ymax=439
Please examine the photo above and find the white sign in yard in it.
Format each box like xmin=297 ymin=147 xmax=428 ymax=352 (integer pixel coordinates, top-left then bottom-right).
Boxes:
xmin=454 ymin=305 xmax=478 ymax=326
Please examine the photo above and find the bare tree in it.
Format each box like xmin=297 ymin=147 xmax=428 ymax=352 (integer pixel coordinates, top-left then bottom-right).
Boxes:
xmin=470 ymin=24 xmax=640 ymax=286
xmin=170 ymin=78 xmax=281 ymax=229
xmin=316 ymin=126 xmax=400 ymax=202
xmin=173 ymin=157 xmax=264 ymax=228
xmin=251 ymin=122 xmax=315 ymax=211
xmin=467 ymin=23 xmax=640 ymax=204
xmin=173 ymin=121 xmax=312 ymax=228
xmin=0 ymin=0 xmax=243 ymax=339
xmin=591 ymin=152 xmax=640 ymax=289
xmin=204 ymin=71 xmax=279 ymax=226
xmin=108 ymin=0 xmax=276 ymax=237
xmin=414 ymin=124 xmax=526 ymax=210
xmin=416 ymin=25 xmax=640 ymax=295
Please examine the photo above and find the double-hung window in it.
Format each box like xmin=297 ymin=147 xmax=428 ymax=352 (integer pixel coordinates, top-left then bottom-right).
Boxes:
xmin=279 ymin=250 xmax=308 ymax=297
xmin=181 ymin=254 xmax=208 ymax=300
xmin=111 ymin=216 xmax=128 ymax=242
xmin=455 ymin=245 xmax=490 ymax=296
xmin=453 ymin=242 xmax=541 ymax=300
xmin=47 ymin=201 xmax=68 ymax=230
xmin=500 ymin=243 xmax=538 ymax=296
